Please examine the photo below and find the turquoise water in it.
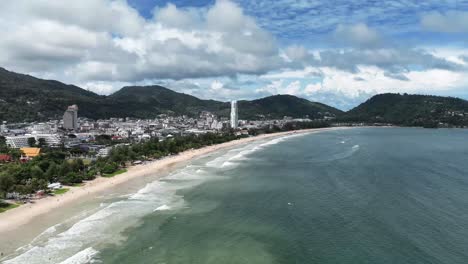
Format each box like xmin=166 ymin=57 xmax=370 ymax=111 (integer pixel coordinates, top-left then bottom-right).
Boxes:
xmin=4 ymin=128 xmax=468 ymax=263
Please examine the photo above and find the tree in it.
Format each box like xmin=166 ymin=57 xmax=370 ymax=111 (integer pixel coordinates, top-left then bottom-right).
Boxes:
xmin=45 ymin=162 xmax=59 ymax=181
xmin=60 ymin=172 xmax=82 ymax=185
xmin=101 ymin=162 xmax=118 ymax=174
xmin=8 ymin=148 xmax=22 ymax=160
xmin=0 ymin=136 xmax=7 ymax=153
xmin=30 ymin=166 xmax=45 ymax=180
xmin=37 ymin=138 xmax=48 ymax=148
xmin=0 ymin=173 xmax=15 ymax=198
xmin=27 ymin=137 xmax=36 ymax=147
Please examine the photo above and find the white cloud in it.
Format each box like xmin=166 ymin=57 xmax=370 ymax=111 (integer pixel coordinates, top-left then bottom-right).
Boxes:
xmin=333 ymin=23 xmax=381 ymax=47
xmin=421 ymin=11 xmax=468 ymax=33
xmin=0 ymin=0 xmax=280 ymax=83
xmin=0 ymin=0 xmax=467 ymax=110
xmin=257 ymin=65 xmax=468 ymax=109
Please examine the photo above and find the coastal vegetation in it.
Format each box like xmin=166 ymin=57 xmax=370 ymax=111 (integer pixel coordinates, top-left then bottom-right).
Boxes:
xmin=0 ymin=201 xmax=18 ymax=213
xmin=0 ymin=132 xmax=241 ymax=202
xmin=0 ymin=122 xmax=329 ymax=204
xmin=102 ymin=169 xmax=127 ymax=178
xmin=52 ymin=188 xmax=69 ymax=195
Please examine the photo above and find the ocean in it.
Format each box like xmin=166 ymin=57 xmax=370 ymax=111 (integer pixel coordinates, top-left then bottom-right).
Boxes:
xmin=3 ymin=127 xmax=468 ymax=264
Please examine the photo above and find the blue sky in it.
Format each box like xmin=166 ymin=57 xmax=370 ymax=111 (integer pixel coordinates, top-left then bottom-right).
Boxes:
xmin=1 ymin=0 xmax=468 ymax=110
xmin=128 ymin=0 xmax=468 ymax=44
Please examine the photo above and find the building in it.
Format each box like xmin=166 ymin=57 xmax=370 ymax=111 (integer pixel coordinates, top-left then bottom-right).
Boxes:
xmin=34 ymin=134 xmax=62 ymax=146
xmin=230 ymin=100 xmax=238 ymax=129
xmin=63 ymin=105 xmax=79 ymax=130
xmin=0 ymin=154 xmax=12 ymax=163
xmin=0 ymin=121 xmax=6 ymax=134
xmin=97 ymin=147 xmax=112 ymax=157
xmin=6 ymin=134 xmax=61 ymax=148
xmin=20 ymin=147 xmax=41 ymax=158
xmin=6 ymin=135 xmax=31 ymax=148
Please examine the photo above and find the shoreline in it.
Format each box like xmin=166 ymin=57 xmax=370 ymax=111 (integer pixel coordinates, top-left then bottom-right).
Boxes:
xmin=0 ymin=127 xmax=344 ymax=241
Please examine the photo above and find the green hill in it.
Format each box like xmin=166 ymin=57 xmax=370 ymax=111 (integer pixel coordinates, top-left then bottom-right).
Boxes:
xmin=107 ymin=85 xmax=227 ymax=118
xmin=0 ymin=67 xmax=109 ymax=121
xmin=342 ymin=93 xmax=468 ymax=127
xmin=0 ymin=67 xmax=342 ymax=122
xmin=238 ymin=94 xmax=342 ymax=119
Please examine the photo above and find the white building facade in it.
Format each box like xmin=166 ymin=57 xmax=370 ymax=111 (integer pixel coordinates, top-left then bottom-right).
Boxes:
xmin=63 ymin=105 xmax=79 ymax=130
xmin=230 ymin=100 xmax=238 ymax=129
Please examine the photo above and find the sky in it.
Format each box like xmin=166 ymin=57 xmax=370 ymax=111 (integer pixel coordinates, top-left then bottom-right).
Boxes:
xmin=1 ymin=0 xmax=468 ymax=110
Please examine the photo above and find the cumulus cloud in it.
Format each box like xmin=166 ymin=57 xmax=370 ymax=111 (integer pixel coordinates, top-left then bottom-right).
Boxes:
xmin=421 ymin=11 xmax=468 ymax=33
xmin=0 ymin=0 xmax=467 ymax=109
xmin=0 ymin=0 xmax=280 ymax=83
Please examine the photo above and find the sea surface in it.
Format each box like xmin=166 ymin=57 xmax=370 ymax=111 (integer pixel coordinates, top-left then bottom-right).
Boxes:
xmin=3 ymin=127 xmax=468 ymax=264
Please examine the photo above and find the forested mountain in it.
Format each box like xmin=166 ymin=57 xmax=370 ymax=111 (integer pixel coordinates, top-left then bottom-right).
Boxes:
xmin=0 ymin=67 xmax=341 ymax=122
xmin=0 ymin=67 xmax=109 ymax=121
xmin=238 ymin=95 xmax=343 ymax=119
xmin=341 ymin=93 xmax=468 ymax=127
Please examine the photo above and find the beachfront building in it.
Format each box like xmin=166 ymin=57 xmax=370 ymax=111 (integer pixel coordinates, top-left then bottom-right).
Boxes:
xmin=63 ymin=105 xmax=79 ymax=130
xmin=230 ymin=100 xmax=238 ymax=129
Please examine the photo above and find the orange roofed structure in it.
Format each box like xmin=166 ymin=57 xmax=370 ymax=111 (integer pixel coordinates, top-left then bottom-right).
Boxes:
xmin=20 ymin=147 xmax=41 ymax=158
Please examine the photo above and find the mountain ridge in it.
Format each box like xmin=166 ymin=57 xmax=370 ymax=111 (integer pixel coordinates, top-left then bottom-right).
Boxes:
xmin=3 ymin=67 xmax=468 ymax=127
xmin=0 ymin=67 xmax=342 ymax=122
xmin=341 ymin=93 xmax=468 ymax=127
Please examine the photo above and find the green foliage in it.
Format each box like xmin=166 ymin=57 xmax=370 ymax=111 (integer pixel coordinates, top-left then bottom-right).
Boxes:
xmin=101 ymin=162 xmax=119 ymax=175
xmin=27 ymin=137 xmax=36 ymax=147
xmin=0 ymin=201 xmax=19 ymax=213
xmin=238 ymin=95 xmax=343 ymax=120
xmin=102 ymin=168 xmax=127 ymax=178
xmin=53 ymin=188 xmax=69 ymax=195
xmin=0 ymin=136 xmax=7 ymax=153
xmin=37 ymin=138 xmax=48 ymax=148
xmin=248 ymin=120 xmax=330 ymax=135
xmin=60 ymin=172 xmax=82 ymax=185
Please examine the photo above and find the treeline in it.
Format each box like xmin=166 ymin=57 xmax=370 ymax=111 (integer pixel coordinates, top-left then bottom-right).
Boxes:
xmin=247 ymin=120 xmax=330 ymax=135
xmin=0 ymin=133 xmax=240 ymax=199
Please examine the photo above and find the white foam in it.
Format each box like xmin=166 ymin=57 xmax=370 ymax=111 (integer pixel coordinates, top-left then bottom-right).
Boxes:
xmin=3 ymin=135 xmax=309 ymax=263
xmin=59 ymin=247 xmax=99 ymax=264
xmin=154 ymin=204 xmax=171 ymax=211
xmin=206 ymin=135 xmax=301 ymax=169
xmin=4 ymin=179 xmax=193 ymax=263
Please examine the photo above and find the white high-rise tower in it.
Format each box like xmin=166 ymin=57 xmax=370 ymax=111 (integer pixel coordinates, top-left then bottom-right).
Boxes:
xmin=230 ymin=100 xmax=238 ymax=129
xmin=63 ymin=105 xmax=79 ymax=130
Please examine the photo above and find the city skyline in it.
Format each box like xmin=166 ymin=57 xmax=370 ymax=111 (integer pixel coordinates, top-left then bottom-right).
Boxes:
xmin=0 ymin=0 xmax=467 ymax=110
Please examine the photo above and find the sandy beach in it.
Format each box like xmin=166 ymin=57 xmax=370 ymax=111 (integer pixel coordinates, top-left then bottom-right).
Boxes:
xmin=0 ymin=127 xmax=342 ymax=248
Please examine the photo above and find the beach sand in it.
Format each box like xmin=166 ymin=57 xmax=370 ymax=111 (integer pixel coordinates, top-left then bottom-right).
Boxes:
xmin=0 ymin=127 xmax=343 ymax=254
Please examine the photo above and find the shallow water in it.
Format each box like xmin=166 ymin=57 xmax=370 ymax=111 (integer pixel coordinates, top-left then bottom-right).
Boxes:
xmin=3 ymin=128 xmax=468 ymax=263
